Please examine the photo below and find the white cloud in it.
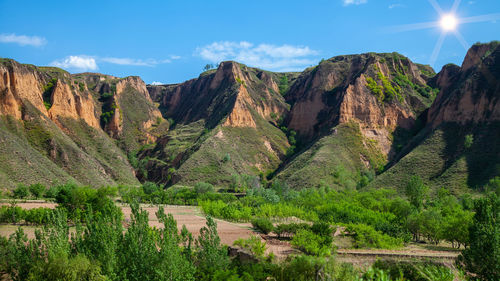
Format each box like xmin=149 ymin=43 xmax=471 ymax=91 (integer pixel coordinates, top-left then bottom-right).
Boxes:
xmin=195 ymin=41 xmax=318 ymax=71
xmin=0 ymin=33 xmax=47 ymax=47
xmin=343 ymin=0 xmax=367 ymax=6
xmin=170 ymin=55 xmax=181 ymax=60
xmin=101 ymin=57 xmax=174 ymax=66
xmin=49 ymin=54 xmax=180 ymax=71
xmin=50 ymin=56 xmax=98 ymax=71
xmin=150 ymin=81 xmax=165 ymax=85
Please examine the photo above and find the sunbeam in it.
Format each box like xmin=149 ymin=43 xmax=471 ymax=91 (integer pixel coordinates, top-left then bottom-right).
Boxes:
xmin=392 ymin=1 xmax=497 ymax=67
xmin=460 ymin=13 xmax=500 ymax=24
xmin=454 ymin=31 xmax=469 ymax=50
xmin=428 ymin=0 xmax=444 ymax=15
xmin=451 ymin=0 xmax=462 ymax=13
xmin=430 ymin=32 xmax=446 ymax=66
xmin=389 ymin=21 xmax=440 ymax=32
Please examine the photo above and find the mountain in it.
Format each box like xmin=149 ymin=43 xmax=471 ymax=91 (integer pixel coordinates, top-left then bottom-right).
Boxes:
xmin=372 ymin=41 xmax=500 ymax=193
xmin=0 ymin=58 xmax=163 ymax=188
xmin=274 ymin=53 xmax=436 ymax=189
xmin=1 ymin=41 xmax=499 ymax=193
xmin=141 ymin=62 xmax=296 ymax=186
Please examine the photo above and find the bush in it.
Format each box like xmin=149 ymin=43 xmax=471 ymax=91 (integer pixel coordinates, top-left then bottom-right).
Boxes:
xmin=251 ymin=217 xmax=274 ymax=234
xmin=194 ymin=182 xmax=215 ymax=194
xmin=13 ymin=184 xmax=29 ymax=199
xmin=28 ymin=183 xmax=46 ymax=198
xmin=141 ymin=182 xmax=160 ymax=195
xmin=0 ymin=205 xmax=25 ymax=223
xmin=372 ymin=260 xmax=454 ymax=281
xmin=233 ymin=236 xmax=267 ymax=259
xmin=274 ymin=223 xmax=310 ymax=239
xmin=346 ymin=223 xmax=403 ymax=249
xmin=291 ymin=229 xmax=332 ymax=256
xmin=44 ymin=186 xmax=59 ymax=198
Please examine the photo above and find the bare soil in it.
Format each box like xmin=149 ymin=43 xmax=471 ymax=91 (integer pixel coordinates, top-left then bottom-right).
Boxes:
xmin=0 ymin=201 xmax=461 ymax=263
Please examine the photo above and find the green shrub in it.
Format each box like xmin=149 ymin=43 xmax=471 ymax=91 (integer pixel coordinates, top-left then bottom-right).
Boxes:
xmin=28 ymin=183 xmax=46 ymax=198
xmin=366 ymin=77 xmax=384 ymax=102
xmin=464 ymin=134 xmax=474 ymax=149
xmin=13 ymin=184 xmax=29 ymax=199
xmin=278 ymin=76 xmax=289 ymax=95
xmin=274 ymin=223 xmax=310 ymax=239
xmin=44 ymin=186 xmax=60 ymax=199
xmin=194 ymin=182 xmax=215 ymax=194
xmin=233 ymin=236 xmax=267 ymax=258
xmin=372 ymin=260 xmax=453 ymax=281
xmin=251 ymin=217 xmax=274 ymax=234
xmin=291 ymin=228 xmax=332 ymax=256
xmin=346 ymin=223 xmax=403 ymax=249
xmin=141 ymin=182 xmax=160 ymax=195
xmin=0 ymin=205 xmax=25 ymax=223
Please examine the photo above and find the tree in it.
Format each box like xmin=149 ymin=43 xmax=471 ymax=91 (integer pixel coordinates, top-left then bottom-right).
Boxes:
xmin=405 ymin=176 xmax=428 ymax=210
xmin=195 ymin=216 xmax=230 ymax=280
xmin=203 ymin=64 xmax=215 ymax=72
xmin=459 ymin=193 xmax=499 ymax=281
xmin=141 ymin=182 xmax=160 ymax=195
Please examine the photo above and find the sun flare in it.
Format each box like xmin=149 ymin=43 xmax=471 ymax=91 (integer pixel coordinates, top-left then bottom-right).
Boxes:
xmin=440 ymin=14 xmax=458 ymax=32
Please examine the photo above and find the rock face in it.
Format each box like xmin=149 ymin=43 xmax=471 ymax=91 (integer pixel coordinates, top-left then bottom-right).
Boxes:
xmin=2 ymin=42 xmax=499 ymax=192
xmin=75 ymin=73 xmax=165 ymax=151
xmin=286 ymin=53 xmax=435 ymax=159
xmin=150 ymin=62 xmax=289 ymax=129
xmin=0 ymin=60 xmax=46 ymax=119
xmin=143 ymin=62 xmax=292 ymax=186
xmin=48 ymin=80 xmax=100 ymax=128
xmin=0 ymin=59 xmax=163 ymax=188
xmin=372 ymin=42 xmax=500 ymax=192
xmin=428 ymin=42 xmax=500 ymax=128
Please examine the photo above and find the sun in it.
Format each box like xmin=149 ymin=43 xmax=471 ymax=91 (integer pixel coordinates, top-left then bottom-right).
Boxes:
xmin=440 ymin=14 xmax=458 ymax=32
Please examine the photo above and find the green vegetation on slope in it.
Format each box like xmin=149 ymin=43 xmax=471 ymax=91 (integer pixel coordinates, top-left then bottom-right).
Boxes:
xmin=372 ymin=122 xmax=500 ymax=194
xmin=275 ymin=122 xmax=385 ymax=190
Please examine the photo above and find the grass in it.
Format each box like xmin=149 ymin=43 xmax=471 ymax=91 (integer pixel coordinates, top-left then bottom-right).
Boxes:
xmin=116 ymin=85 xmax=166 ymax=152
xmin=372 ymin=122 xmax=500 ymax=195
xmin=275 ymin=122 xmax=386 ymax=189
xmin=57 ymin=118 xmax=139 ymax=185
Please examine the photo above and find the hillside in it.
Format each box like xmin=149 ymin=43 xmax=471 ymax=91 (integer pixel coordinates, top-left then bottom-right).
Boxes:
xmin=0 ymin=59 xmax=163 ymax=188
xmin=1 ymin=42 xmax=499 ymax=193
xmin=141 ymin=62 xmax=296 ymax=186
xmin=372 ymin=42 xmax=500 ymax=193
xmin=275 ymin=53 xmax=437 ymax=189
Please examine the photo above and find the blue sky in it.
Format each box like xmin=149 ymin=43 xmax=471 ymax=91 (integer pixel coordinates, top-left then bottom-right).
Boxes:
xmin=1 ymin=0 xmax=499 ymax=84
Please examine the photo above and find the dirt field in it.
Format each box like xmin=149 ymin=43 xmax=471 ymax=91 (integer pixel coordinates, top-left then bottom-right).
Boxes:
xmin=0 ymin=201 xmax=255 ymax=246
xmin=0 ymin=201 xmax=461 ymax=261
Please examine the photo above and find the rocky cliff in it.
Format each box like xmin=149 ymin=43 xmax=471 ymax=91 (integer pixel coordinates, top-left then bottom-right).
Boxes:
xmin=286 ymin=53 xmax=435 ymax=157
xmin=1 ymin=41 xmax=499 ymax=192
xmin=274 ymin=53 xmax=436 ymax=188
xmin=372 ymin=41 xmax=500 ymax=193
xmin=142 ymin=62 xmax=293 ymax=186
xmin=0 ymin=58 xmax=163 ymax=188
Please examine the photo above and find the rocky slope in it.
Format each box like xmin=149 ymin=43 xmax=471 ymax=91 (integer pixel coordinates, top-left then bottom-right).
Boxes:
xmin=0 ymin=58 xmax=163 ymax=188
xmin=372 ymin=42 xmax=500 ymax=193
xmin=1 ymin=41 xmax=499 ymax=192
xmin=141 ymin=62 xmax=295 ymax=186
xmin=275 ymin=53 xmax=437 ymax=188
